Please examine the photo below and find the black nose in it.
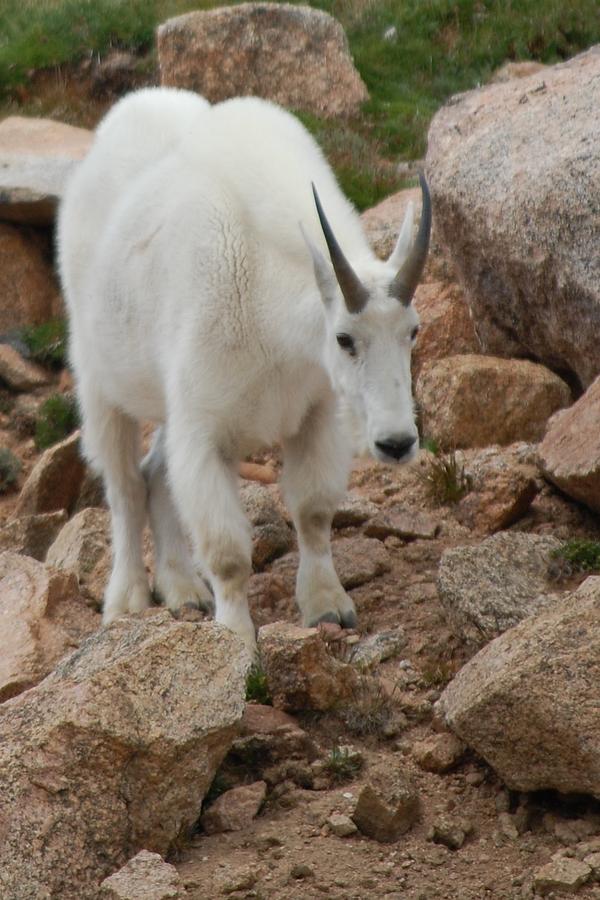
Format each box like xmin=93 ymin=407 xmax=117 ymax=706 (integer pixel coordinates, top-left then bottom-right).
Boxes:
xmin=375 ymin=436 xmax=417 ymax=460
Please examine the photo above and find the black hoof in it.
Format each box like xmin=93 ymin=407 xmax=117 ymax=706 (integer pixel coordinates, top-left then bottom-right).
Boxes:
xmin=340 ymin=610 xmax=358 ymax=630
xmin=309 ymin=611 xmax=341 ymax=627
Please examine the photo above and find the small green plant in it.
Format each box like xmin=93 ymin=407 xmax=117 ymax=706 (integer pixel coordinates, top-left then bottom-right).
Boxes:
xmin=421 ymin=436 xmax=440 ymax=456
xmin=22 ymin=319 xmax=68 ymax=369
xmin=419 ymin=448 xmax=472 ymax=506
xmin=0 ymin=447 xmax=21 ymax=493
xmin=323 ymin=744 xmax=364 ymax=784
xmin=34 ymin=393 xmax=79 ymax=450
xmin=245 ymin=663 xmax=272 ymax=705
xmin=550 ymin=539 xmax=600 ymax=578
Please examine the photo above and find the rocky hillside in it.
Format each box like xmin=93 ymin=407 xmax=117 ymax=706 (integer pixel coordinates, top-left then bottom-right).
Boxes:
xmin=1 ymin=8 xmax=600 ymax=899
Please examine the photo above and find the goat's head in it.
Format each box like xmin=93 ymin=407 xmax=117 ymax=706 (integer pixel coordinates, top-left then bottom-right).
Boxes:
xmin=305 ymin=175 xmax=431 ymax=465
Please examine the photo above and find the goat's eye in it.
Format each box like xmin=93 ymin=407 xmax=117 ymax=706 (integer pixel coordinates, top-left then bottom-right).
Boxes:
xmin=336 ymin=333 xmax=356 ymax=356
xmin=410 ymin=326 xmax=419 ymax=342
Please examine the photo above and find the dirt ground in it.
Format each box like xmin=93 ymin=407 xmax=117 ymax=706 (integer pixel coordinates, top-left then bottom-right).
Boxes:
xmin=4 ymin=385 xmax=599 ymax=899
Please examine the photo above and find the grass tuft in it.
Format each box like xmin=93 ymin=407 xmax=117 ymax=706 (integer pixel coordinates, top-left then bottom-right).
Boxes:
xmin=35 ymin=393 xmax=79 ymax=450
xmin=22 ymin=320 xmax=68 ymax=370
xmin=0 ymin=447 xmax=21 ymax=493
xmin=419 ymin=448 xmax=472 ymax=506
xmin=245 ymin=663 xmax=272 ymax=705
xmin=550 ymin=539 xmax=600 ymax=579
xmin=323 ymin=744 xmax=364 ymax=784
xmin=337 ymin=676 xmax=398 ymax=738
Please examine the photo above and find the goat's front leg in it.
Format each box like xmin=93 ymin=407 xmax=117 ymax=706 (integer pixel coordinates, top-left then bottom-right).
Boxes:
xmin=166 ymin=422 xmax=255 ymax=655
xmin=282 ymin=394 xmax=356 ymax=629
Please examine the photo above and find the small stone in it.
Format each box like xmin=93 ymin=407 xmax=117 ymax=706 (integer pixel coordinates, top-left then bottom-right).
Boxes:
xmin=216 ymin=865 xmax=261 ymax=895
xmin=201 ymin=781 xmax=266 ymax=834
xmin=0 ymin=510 xmax=67 ymax=560
xmin=350 ymin=627 xmax=407 ymax=670
xmin=364 ymin=507 xmax=438 ymax=541
xmin=533 ymin=857 xmax=591 ymax=895
xmin=16 ymin=431 xmax=86 ymax=516
xmin=412 ymin=733 xmax=465 ymax=773
xmin=240 ymin=482 xmax=293 ymax=569
xmin=46 ymin=507 xmax=111 ymax=608
xmin=498 ymin=812 xmax=520 ymax=841
xmin=290 ymin=864 xmax=314 ymax=880
xmin=352 ymin=778 xmax=420 ymax=843
xmin=583 ymin=852 xmax=600 ymax=880
xmin=257 ymin=622 xmax=360 ymax=712
xmin=100 ymin=849 xmax=188 ymax=898
xmin=430 ymin=816 xmax=472 ymax=850
xmin=0 ymin=343 xmax=49 ymax=391
xmin=328 ymin=814 xmax=358 ymax=837
xmin=333 ymin=493 xmax=378 ymax=528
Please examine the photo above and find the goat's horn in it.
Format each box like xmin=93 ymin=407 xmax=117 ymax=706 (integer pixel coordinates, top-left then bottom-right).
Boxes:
xmin=389 ymin=173 xmax=432 ymax=306
xmin=312 ymin=183 xmax=369 ymax=315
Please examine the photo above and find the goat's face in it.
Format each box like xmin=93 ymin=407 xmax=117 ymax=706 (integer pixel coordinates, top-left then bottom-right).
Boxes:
xmin=322 ymin=283 xmax=420 ymax=463
xmin=306 ymin=177 xmax=431 ymax=465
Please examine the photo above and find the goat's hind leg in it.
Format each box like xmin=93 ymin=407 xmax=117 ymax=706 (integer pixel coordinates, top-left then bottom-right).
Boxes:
xmin=282 ymin=395 xmax=356 ymax=629
xmin=78 ymin=382 xmax=151 ymax=622
xmin=142 ymin=427 xmax=213 ymax=612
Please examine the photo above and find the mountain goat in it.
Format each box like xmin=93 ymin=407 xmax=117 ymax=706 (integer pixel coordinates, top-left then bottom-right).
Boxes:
xmin=58 ymin=88 xmax=431 ymax=653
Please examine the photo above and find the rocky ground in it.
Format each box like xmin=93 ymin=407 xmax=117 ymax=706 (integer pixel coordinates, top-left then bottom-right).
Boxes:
xmin=1 ymin=15 xmax=600 ymax=899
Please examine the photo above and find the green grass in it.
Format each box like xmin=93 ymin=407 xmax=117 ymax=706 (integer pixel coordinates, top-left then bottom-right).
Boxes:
xmin=245 ymin=663 xmax=272 ymax=705
xmin=1 ymin=0 xmax=599 ymax=206
xmin=35 ymin=393 xmax=79 ymax=450
xmin=551 ymin=539 xmax=600 ymax=575
xmin=323 ymin=744 xmax=364 ymax=784
xmin=0 ymin=447 xmax=21 ymax=492
xmin=419 ymin=447 xmax=473 ymax=505
xmin=21 ymin=319 xmax=68 ymax=369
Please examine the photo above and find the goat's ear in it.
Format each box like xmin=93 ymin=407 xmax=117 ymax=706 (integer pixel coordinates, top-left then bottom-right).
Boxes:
xmin=300 ymin=222 xmax=337 ymax=305
xmin=387 ymin=200 xmax=414 ymax=270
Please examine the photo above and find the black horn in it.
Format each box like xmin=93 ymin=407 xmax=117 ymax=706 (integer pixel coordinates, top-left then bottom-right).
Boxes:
xmin=312 ymin=183 xmax=369 ymax=314
xmin=389 ymin=173 xmax=431 ymax=306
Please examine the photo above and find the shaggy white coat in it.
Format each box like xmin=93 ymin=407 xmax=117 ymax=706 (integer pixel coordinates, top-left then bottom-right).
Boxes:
xmin=58 ymin=88 xmax=420 ymax=651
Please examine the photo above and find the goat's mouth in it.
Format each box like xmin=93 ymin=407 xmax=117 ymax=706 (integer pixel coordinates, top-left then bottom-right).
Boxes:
xmin=371 ymin=436 xmax=418 ymax=465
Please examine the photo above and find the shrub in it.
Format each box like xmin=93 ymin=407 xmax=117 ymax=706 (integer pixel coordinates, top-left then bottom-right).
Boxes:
xmin=0 ymin=447 xmax=21 ymax=493
xmin=34 ymin=393 xmax=79 ymax=450
xmin=550 ymin=539 xmax=600 ymax=578
xmin=22 ymin=319 xmax=68 ymax=369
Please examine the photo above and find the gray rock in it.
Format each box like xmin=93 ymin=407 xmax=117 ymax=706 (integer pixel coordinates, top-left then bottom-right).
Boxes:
xmin=350 ymin=627 xmax=407 ymax=670
xmin=332 ymin=492 xmax=379 ymax=528
xmin=0 ymin=510 xmax=67 ymax=560
xmin=0 ymin=612 xmax=250 ymax=899
xmin=437 ymin=576 xmax=600 ymax=799
xmin=364 ymin=506 xmax=439 ymax=541
xmin=46 ymin=507 xmax=111 ymax=608
xmin=158 ymin=3 xmax=368 ymax=118
xmin=426 ymin=46 xmax=600 ymax=390
xmin=437 ymin=531 xmax=562 ymax=645
xmin=0 ymin=116 xmax=92 ymax=226
xmin=327 ymin=813 xmax=358 ymax=837
xmin=100 ymin=850 xmax=188 ymax=899
xmin=430 ymin=816 xmax=472 ymax=850
xmin=533 ymin=856 xmax=591 ymax=895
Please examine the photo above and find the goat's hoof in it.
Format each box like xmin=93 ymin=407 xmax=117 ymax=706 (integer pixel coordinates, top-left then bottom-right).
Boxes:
xmin=340 ymin=609 xmax=358 ymax=630
xmin=310 ymin=611 xmax=341 ymax=627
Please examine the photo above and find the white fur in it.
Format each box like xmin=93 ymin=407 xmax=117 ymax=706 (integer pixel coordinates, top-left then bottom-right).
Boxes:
xmin=58 ymin=88 xmax=421 ymax=653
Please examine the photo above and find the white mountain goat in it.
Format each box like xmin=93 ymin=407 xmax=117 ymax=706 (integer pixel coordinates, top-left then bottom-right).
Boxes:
xmin=58 ymin=88 xmax=431 ymax=653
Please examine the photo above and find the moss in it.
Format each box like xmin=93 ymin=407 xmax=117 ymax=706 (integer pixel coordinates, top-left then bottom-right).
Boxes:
xmin=22 ymin=319 xmax=68 ymax=369
xmin=34 ymin=393 xmax=79 ymax=450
